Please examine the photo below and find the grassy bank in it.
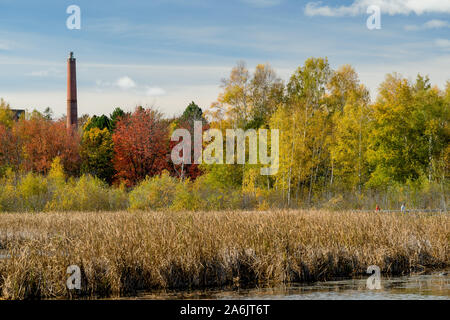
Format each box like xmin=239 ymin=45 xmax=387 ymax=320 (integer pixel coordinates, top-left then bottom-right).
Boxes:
xmin=0 ymin=210 xmax=448 ymax=299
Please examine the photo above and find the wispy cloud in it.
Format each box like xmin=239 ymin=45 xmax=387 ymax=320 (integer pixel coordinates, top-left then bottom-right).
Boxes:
xmin=305 ymin=0 xmax=450 ymax=17
xmin=405 ymin=19 xmax=450 ymax=31
xmin=146 ymin=87 xmax=166 ymax=96
xmin=26 ymin=67 xmax=63 ymax=77
xmin=435 ymin=38 xmax=450 ymax=48
xmin=241 ymin=0 xmax=282 ymax=8
xmin=27 ymin=70 xmax=51 ymax=77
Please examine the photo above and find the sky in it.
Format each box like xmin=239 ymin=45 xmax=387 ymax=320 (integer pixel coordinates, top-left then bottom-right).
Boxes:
xmin=0 ymin=0 xmax=449 ymax=118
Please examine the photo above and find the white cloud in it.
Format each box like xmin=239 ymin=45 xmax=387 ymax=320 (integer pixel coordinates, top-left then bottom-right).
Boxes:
xmin=116 ymin=76 xmax=136 ymax=90
xmin=99 ymin=77 xmax=166 ymax=96
xmin=146 ymin=87 xmax=166 ymax=96
xmin=405 ymin=19 xmax=450 ymax=30
xmin=305 ymin=0 xmax=450 ymax=17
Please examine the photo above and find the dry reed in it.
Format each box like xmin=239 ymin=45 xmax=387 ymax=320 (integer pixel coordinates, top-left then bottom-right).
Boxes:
xmin=0 ymin=210 xmax=448 ymax=299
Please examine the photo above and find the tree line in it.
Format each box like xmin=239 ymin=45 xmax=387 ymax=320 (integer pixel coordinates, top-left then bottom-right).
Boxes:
xmin=0 ymin=57 xmax=448 ymax=211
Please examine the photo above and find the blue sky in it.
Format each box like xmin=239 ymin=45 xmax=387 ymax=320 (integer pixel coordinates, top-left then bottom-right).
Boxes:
xmin=0 ymin=0 xmax=449 ymax=118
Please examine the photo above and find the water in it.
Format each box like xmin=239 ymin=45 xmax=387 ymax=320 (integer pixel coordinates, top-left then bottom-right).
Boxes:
xmin=1 ymin=248 xmax=448 ymax=300
xmin=136 ymin=272 xmax=450 ymax=300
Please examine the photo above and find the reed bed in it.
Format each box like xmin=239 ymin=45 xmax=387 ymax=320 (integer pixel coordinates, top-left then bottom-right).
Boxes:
xmin=0 ymin=210 xmax=448 ymax=299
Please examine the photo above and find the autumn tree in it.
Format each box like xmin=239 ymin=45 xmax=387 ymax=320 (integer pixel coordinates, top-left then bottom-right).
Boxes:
xmin=0 ymin=123 xmax=22 ymax=174
xmin=0 ymin=98 xmax=14 ymax=128
xmin=208 ymin=62 xmax=283 ymax=130
xmin=206 ymin=63 xmax=284 ymax=193
xmin=81 ymin=127 xmax=115 ymax=183
xmin=247 ymin=64 xmax=284 ymax=129
xmin=327 ymin=65 xmax=360 ymax=113
xmin=208 ymin=61 xmax=250 ymax=129
xmin=328 ymin=66 xmax=371 ymax=194
xmin=14 ymin=117 xmax=80 ymax=175
xmin=366 ymin=74 xmax=448 ymax=187
xmin=272 ymin=57 xmax=332 ymax=206
xmin=331 ymin=84 xmax=371 ymax=194
xmin=112 ymin=107 xmax=169 ymax=186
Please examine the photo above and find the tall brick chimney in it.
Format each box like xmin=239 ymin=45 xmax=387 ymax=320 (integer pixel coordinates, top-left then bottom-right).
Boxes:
xmin=67 ymin=52 xmax=78 ymax=129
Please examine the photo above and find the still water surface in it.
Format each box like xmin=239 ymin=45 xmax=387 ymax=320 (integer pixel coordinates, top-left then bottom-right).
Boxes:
xmin=135 ymin=272 xmax=449 ymax=300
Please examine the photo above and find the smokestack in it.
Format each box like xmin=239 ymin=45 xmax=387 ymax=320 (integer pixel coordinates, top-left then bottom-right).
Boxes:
xmin=67 ymin=52 xmax=78 ymax=130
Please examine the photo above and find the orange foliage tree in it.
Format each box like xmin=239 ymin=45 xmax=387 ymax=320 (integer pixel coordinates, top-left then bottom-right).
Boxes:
xmin=0 ymin=123 xmax=22 ymax=172
xmin=112 ymin=107 xmax=169 ymax=186
xmin=17 ymin=118 xmax=80 ymax=175
xmin=0 ymin=117 xmax=81 ymax=175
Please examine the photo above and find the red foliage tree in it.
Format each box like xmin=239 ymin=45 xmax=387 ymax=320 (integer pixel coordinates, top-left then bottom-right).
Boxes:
xmin=112 ymin=107 xmax=169 ymax=186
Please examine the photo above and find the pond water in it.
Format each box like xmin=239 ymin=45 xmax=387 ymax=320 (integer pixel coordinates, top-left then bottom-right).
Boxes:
xmin=134 ymin=272 xmax=450 ymax=300
xmin=0 ymin=249 xmax=448 ymax=300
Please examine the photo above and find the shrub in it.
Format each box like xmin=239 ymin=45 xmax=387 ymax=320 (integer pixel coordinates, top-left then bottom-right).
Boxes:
xmin=129 ymin=171 xmax=178 ymax=210
xmin=17 ymin=172 xmax=50 ymax=212
xmin=171 ymin=180 xmax=200 ymax=211
xmin=193 ymin=174 xmax=242 ymax=211
xmin=47 ymin=157 xmax=66 ymax=186
xmin=0 ymin=169 xmax=18 ymax=212
xmin=46 ymin=175 xmax=128 ymax=212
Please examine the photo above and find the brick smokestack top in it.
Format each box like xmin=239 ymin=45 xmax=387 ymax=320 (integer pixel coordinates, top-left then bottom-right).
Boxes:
xmin=67 ymin=52 xmax=78 ymax=130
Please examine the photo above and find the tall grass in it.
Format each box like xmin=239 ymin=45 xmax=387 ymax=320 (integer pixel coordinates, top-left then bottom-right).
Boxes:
xmin=0 ymin=210 xmax=448 ymax=299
